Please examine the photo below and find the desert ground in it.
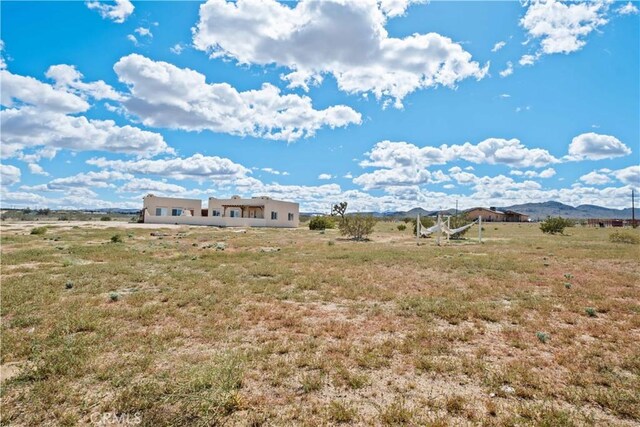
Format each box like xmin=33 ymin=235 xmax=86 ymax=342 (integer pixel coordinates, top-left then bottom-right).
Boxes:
xmin=1 ymin=220 xmax=639 ymax=426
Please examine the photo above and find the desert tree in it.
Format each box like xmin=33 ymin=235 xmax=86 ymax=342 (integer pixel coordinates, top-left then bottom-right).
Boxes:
xmin=332 ymin=202 xmax=348 ymax=219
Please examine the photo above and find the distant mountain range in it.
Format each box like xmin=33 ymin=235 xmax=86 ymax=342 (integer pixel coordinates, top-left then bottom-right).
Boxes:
xmin=304 ymin=201 xmax=639 ymax=220
xmin=490 ymin=201 xmax=639 ymax=220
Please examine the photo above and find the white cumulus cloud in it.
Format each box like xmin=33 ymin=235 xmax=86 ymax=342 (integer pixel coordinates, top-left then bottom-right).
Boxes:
xmin=491 ymin=41 xmax=506 ymax=52
xmin=354 ymin=138 xmax=559 ymax=190
xmin=521 ymin=0 xmax=608 ymax=55
xmin=1 ymin=164 xmax=21 ymax=187
xmin=617 ymin=2 xmax=638 ymax=15
xmin=45 ymin=64 xmax=122 ymax=101
xmin=260 ymin=167 xmax=289 ymax=176
xmin=118 ymin=178 xmax=187 ymax=194
xmin=612 ymin=165 xmax=640 ymax=187
xmin=87 ymin=154 xmax=252 ymax=182
xmin=113 ymin=54 xmax=361 ymax=142
xmin=579 ymin=170 xmax=611 ymax=185
xmin=499 ymin=61 xmax=513 ymax=77
xmin=1 ymin=69 xmax=89 ymax=114
xmin=378 ymin=0 xmax=425 ymax=17
xmin=538 ymin=167 xmax=556 ymax=178
xmin=21 ymin=170 xmax=134 ymax=197
xmin=134 ymin=27 xmax=152 ymax=37
xmin=519 ymin=54 xmax=539 ymax=66
xmin=170 ymin=43 xmax=185 ymax=55
xmin=1 ymin=64 xmax=170 ymax=160
xmin=1 ymin=107 xmax=173 ymax=159
xmin=192 ymin=0 xmax=488 ymax=108
xmin=27 ymin=163 xmax=49 ymax=176
xmin=361 ymin=138 xmax=558 ymax=170
xmin=567 ymin=132 xmax=631 ymax=160
xmin=86 ymin=0 xmax=134 ymax=23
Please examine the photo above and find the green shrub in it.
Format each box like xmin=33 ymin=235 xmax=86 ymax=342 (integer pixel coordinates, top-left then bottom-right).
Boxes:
xmin=585 ymin=307 xmax=597 ymax=317
xmin=100 ymin=216 xmax=112 ymax=221
xmin=609 ymin=231 xmax=640 ymax=244
xmin=309 ymin=216 xmax=335 ymax=230
xmin=540 ymin=217 xmax=573 ymax=235
xmin=109 ymin=292 xmax=120 ymax=302
xmin=339 ymin=215 xmax=376 ymax=241
xmin=110 ymin=234 xmax=124 ymax=243
xmin=397 ymin=224 xmax=407 ymax=231
xmin=536 ymin=331 xmax=550 ymax=343
xmin=30 ymin=226 xmax=47 ymax=235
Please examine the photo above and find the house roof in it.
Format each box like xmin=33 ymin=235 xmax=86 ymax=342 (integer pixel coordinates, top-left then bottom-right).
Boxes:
xmin=465 ymin=207 xmax=505 ymax=215
xmin=220 ymin=203 xmax=265 ymax=208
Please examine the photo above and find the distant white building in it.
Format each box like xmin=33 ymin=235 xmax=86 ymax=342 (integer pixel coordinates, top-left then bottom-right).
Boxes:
xmin=142 ymin=195 xmax=299 ymax=228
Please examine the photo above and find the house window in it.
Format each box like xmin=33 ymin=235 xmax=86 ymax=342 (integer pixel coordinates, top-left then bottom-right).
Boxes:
xmin=288 ymin=213 xmax=294 ymax=221
xmin=155 ymin=207 xmax=167 ymax=216
xmin=229 ymin=209 xmax=240 ymax=218
xmin=171 ymin=208 xmax=182 ymax=216
xmin=212 ymin=209 xmax=221 ymax=217
xmin=271 ymin=211 xmax=278 ymax=220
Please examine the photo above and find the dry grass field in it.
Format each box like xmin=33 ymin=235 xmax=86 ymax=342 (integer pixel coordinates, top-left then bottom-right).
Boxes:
xmin=1 ymin=220 xmax=639 ymax=426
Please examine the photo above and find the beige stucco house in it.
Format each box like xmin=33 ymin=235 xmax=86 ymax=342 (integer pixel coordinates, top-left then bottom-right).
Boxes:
xmin=142 ymin=194 xmax=299 ymax=228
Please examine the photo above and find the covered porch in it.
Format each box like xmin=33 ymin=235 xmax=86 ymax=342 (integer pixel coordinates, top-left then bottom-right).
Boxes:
xmin=221 ymin=204 xmax=265 ymax=219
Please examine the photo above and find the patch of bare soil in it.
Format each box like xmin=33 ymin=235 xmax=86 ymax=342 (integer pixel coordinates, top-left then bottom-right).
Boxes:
xmin=1 ymin=362 xmax=23 ymax=383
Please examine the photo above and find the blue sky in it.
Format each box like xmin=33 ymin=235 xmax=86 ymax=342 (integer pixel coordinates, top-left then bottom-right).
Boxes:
xmin=1 ymin=0 xmax=639 ymax=212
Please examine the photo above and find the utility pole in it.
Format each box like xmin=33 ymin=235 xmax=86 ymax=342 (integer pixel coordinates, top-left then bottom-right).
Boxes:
xmin=455 ymin=199 xmax=458 ymax=217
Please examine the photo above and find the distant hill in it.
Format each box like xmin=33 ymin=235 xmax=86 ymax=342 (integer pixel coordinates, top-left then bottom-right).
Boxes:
xmin=496 ymin=202 xmax=639 ymax=220
xmin=310 ymin=201 xmax=640 ymax=220
xmin=399 ymin=207 xmax=432 ymax=217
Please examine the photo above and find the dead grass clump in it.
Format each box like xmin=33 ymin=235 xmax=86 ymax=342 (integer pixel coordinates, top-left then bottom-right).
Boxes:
xmin=445 ymin=394 xmax=466 ymax=415
xmin=300 ymin=371 xmax=324 ymax=393
xmin=333 ymin=366 xmax=370 ymax=389
xmin=327 ymin=400 xmax=357 ymax=423
xmin=609 ymin=231 xmax=640 ymax=244
xmin=379 ymin=399 xmax=414 ymax=425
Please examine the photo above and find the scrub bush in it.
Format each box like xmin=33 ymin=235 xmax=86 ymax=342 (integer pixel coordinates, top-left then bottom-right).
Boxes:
xmin=309 ymin=216 xmax=335 ymax=230
xmin=540 ymin=217 xmax=573 ymax=235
